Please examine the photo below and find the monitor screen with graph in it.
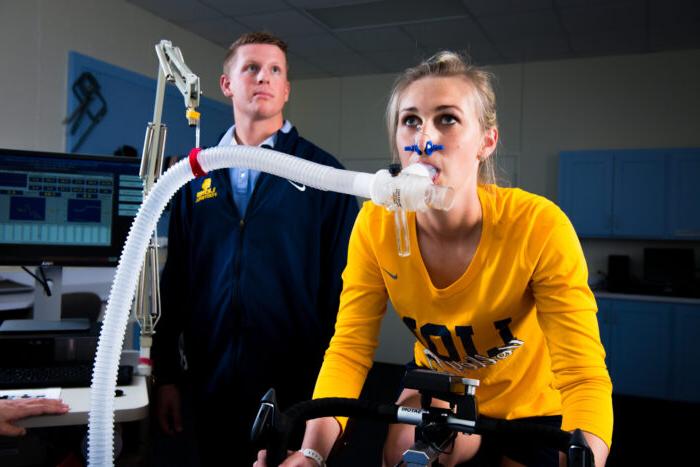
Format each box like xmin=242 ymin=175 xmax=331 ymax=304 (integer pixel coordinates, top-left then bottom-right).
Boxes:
xmin=0 ymin=148 xmax=142 ymax=267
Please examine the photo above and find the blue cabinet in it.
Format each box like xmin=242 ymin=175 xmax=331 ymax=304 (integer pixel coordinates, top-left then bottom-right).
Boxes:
xmin=607 ymin=300 xmax=673 ymax=399
xmin=596 ymin=296 xmax=700 ymax=402
xmin=667 ymin=151 xmax=700 ymax=238
xmin=558 ymin=152 xmax=613 ymax=237
xmin=612 ymin=153 xmax=666 ymax=237
xmin=596 ymin=298 xmax=614 ymax=370
xmin=559 ymin=149 xmax=700 ymax=239
xmin=672 ymin=305 xmax=700 ymax=402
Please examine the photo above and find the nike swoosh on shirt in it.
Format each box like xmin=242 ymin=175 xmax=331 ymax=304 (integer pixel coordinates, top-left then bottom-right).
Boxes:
xmin=288 ymin=180 xmax=306 ymax=192
xmin=381 ymin=267 xmax=398 ymax=280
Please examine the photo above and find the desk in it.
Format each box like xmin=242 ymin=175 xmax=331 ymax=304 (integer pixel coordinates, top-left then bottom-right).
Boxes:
xmin=16 ymin=375 xmax=149 ymax=428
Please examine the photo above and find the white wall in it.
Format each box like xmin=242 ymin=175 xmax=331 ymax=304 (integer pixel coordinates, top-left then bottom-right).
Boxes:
xmin=0 ymin=0 xmax=229 ymax=153
xmin=286 ymin=49 xmax=700 ymax=364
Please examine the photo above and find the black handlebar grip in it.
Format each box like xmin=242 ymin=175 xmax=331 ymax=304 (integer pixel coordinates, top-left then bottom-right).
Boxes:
xmin=283 ymin=397 xmax=398 ymax=426
xmin=475 ymin=417 xmax=571 ymax=452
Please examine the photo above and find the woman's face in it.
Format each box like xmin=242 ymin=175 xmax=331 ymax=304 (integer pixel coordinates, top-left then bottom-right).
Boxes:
xmin=396 ymin=76 xmax=497 ymax=192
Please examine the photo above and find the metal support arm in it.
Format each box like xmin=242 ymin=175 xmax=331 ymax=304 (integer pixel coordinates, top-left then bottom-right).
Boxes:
xmin=134 ymin=40 xmax=202 ymax=364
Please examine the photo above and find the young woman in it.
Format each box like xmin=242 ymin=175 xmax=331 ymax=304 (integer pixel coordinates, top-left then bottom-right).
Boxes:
xmin=256 ymin=51 xmax=612 ymax=467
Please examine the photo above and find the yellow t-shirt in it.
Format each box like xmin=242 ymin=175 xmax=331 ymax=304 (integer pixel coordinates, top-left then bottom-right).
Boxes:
xmin=313 ymin=185 xmax=613 ymax=448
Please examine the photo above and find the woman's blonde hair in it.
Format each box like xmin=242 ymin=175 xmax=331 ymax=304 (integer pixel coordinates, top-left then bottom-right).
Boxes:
xmin=386 ymin=51 xmax=498 ymax=185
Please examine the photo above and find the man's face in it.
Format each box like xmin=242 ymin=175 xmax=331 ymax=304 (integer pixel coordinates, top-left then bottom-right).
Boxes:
xmin=220 ymin=44 xmax=290 ymax=122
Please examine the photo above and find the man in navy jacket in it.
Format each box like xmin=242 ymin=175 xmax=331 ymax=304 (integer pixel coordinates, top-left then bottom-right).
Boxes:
xmin=152 ymin=31 xmax=358 ymax=465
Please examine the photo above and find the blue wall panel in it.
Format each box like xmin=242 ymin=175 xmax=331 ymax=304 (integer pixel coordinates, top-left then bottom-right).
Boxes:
xmin=66 ymin=52 xmax=231 ymax=157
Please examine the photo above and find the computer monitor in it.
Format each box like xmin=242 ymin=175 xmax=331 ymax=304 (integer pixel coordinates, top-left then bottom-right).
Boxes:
xmin=0 ymin=148 xmax=143 ymax=332
xmin=643 ymin=247 xmax=696 ymax=295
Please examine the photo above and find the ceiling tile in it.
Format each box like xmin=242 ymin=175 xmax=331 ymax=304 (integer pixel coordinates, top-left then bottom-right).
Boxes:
xmin=288 ymin=0 xmax=385 ymax=8
xmin=480 ymin=9 xmax=563 ymax=40
xmin=200 ymin=0 xmax=287 ymax=17
xmin=467 ymin=46 xmax=506 ymax=65
xmin=555 ymin=0 xmax=633 ymax=8
xmin=287 ymin=34 xmax=355 ymax=58
xmin=336 ymin=27 xmax=417 ymax=52
xmin=651 ymin=31 xmax=700 ymax=52
xmin=306 ymin=0 xmax=469 ymax=31
xmin=127 ymin=0 xmax=222 ymax=22
xmin=559 ymin=1 xmax=645 ymax=35
xmin=180 ymin=17 xmax=250 ymax=48
xmin=403 ymin=17 xmax=491 ymax=48
xmin=650 ymin=0 xmax=700 ymax=31
xmin=128 ymin=0 xmax=700 ymax=77
xmin=649 ymin=0 xmax=700 ymax=50
xmin=463 ymin=0 xmax=552 ymax=17
xmin=497 ymin=35 xmax=571 ymax=62
xmin=237 ymin=9 xmax=328 ymax=37
xmin=569 ymin=30 xmax=646 ymax=56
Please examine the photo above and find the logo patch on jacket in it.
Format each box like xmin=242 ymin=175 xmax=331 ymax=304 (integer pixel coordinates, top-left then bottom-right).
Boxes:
xmin=195 ymin=178 xmax=217 ymax=203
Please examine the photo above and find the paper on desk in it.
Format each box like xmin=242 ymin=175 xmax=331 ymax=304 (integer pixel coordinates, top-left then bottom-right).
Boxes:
xmin=0 ymin=387 xmax=61 ymax=400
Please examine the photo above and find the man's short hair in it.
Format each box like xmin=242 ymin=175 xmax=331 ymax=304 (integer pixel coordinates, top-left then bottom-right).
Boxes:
xmin=223 ymin=31 xmax=289 ymax=74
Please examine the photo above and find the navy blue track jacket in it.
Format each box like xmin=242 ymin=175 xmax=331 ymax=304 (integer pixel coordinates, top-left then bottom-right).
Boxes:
xmin=152 ymin=126 xmax=359 ymax=409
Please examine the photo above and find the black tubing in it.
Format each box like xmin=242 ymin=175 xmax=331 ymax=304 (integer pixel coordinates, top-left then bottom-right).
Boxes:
xmin=284 ymin=397 xmax=398 ymax=425
xmin=475 ymin=417 xmax=571 ymax=451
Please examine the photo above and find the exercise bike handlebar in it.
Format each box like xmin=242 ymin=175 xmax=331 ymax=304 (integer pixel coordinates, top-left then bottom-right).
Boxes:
xmin=252 ymin=392 xmax=589 ymax=467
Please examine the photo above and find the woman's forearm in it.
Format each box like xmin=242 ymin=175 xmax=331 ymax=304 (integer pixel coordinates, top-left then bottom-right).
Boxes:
xmin=584 ymin=431 xmax=609 ymax=467
xmin=301 ymin=417 xmax=342 ymax=459
xmin=559 ymin=431 xmax=609 ymax=467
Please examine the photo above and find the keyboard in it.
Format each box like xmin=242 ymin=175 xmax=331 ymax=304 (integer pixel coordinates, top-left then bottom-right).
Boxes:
xmin=0 ymin=364 xmax=133 ymax=389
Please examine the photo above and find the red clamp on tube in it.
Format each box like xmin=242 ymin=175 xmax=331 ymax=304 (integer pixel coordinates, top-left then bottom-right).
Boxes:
xmin=188 ymin=147 xmax=207 ymax=178
xmin=138 ymin=357 xmax=153 ymax=366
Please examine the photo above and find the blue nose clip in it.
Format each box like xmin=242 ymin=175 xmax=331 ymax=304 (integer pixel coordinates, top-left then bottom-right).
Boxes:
xmin=404 ymin=141 xmax=443 ymax=156
xmin=424 ymin=141 xmax=443 ymax=156
xmin=403 ymin=144 xmax=422 ymax=155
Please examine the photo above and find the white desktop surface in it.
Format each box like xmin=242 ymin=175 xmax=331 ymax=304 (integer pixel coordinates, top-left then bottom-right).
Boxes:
xmin=15 ymin=375 xmax=149 ymax=428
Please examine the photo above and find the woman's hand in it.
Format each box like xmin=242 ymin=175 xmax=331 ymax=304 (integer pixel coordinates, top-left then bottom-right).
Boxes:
xmin=254 ymin=449 xmax=317 ymax=467
xmin=253 ymin=416 xmax=340 ymax=466
xmin=0 ymin=398 xmax=70 ymax=436
xmin=558 ymin=431 xmax=609 ymax=467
